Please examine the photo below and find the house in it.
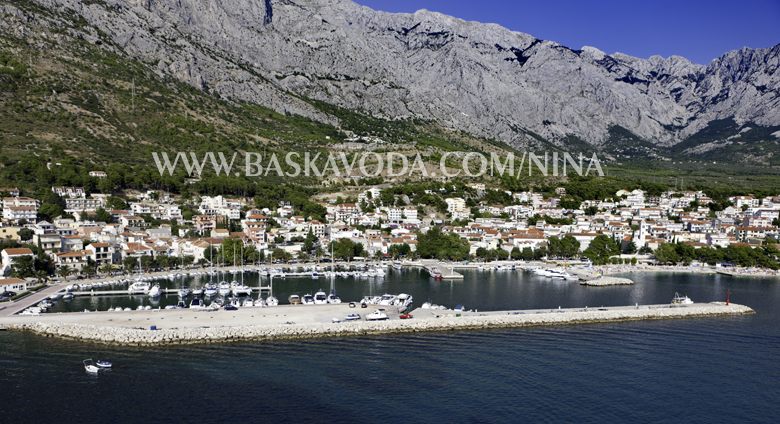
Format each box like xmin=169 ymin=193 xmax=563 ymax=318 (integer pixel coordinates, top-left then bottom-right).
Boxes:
xmin=86 ymin=242 xmax=114 ymax=266
xmin=0 ymin=226 xmax=21 ymax=241
xmin=1 ymin=247 xmax=34 ymax=276
xmin=193 ymin=215 xmax=218 ymax=234
xmin=0 ymin=277 xmax=27 ymax=294
xmin=56 ymin=250 xmax=89 ymax=271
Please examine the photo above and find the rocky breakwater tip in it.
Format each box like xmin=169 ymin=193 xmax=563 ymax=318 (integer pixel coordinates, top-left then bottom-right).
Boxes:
xmin=580 ymin=276 xmax=635 ymax=286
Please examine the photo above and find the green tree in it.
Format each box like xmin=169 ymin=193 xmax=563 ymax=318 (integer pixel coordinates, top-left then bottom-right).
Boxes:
xmin=17 ymin=228 xmax=33 ymax=242
xmin=654 ymin=243 xmax=680 ymax=265
xmin=416 ymin=227 xmax=470 ymax=261
xmin=583 ymin=235 xmax=620 ymax=265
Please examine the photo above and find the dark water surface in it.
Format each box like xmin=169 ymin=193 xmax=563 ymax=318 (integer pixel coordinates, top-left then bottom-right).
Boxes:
xmin=2 ymin=270 xmax=779 ymax=423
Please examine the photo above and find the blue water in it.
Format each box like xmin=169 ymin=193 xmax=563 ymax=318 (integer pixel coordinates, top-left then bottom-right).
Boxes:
xmin=2 ymin=271 xmax=779 ymax=423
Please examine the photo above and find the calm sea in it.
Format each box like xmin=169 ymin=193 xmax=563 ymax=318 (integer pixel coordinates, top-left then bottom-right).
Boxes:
xmin=1 ymin=270 xmax=778 ymax=423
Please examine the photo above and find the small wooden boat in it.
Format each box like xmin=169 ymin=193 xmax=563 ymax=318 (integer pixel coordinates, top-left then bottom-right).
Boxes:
xmin=83 ymin=359 xmax=100 ymax=374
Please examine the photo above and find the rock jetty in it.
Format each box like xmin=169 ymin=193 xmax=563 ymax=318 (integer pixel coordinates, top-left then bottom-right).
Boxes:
xmin=0 ymin=302 xmax=753 ymax=347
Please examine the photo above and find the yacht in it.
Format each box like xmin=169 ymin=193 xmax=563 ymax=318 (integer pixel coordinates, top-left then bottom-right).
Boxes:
xmin=396 ymin=293 xmax=414 ymax=312
xmin=314 ymin=290 xmax=328 ymax=304
xmin=189 ymin=298 xmax=205 ymax=309
xmin=672 ymin=293 xmax=694 ymax=305
xmin=366 ymin=309 xmax=389 ymax=321
xmin=204 ymin=283 xmax=218 ymax=297
xmin=327 ymin=293 xmax=342 ymax=304
xmin=148 ymin=284 xmax=161 ymax=298
xmin=378 ymin=294 xmax=397 ymax=306
xmin=232 ymin=284 xmax=252 ymax=296
xmin=218 ymin=282 xmax=231 ymax=296
xmin=266 ymin=296 xmax=279 ymax=306
xmin=288 ymin=294 xmax=301 ymax=305
xmin=128 ymin=281 xmax=151 ymax=294
xmin=302 ymin=294 xmax=315 ymax=305
xmin=192 ymin=288 xmax=204 ymax=296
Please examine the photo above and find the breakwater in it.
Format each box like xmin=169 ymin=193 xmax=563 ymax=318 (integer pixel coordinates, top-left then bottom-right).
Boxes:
xmin=0 ymin=302 xmax=753 ymax=346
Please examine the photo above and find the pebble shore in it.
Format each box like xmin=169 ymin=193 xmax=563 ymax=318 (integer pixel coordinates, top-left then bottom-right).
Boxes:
xmin=0 ymin=303 xmax=753 ymax=346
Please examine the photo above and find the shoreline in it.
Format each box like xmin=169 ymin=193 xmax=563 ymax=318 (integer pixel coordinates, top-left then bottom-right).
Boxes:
xmin=0 ymin=302 xmax=754 ymax=347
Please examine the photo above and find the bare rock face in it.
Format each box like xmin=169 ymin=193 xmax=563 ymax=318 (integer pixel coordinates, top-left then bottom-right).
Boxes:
xmin=21 ymin=0 xmax=780 ymax=148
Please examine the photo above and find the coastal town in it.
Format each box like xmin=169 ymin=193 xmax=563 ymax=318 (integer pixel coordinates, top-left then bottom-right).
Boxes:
xmin=1 ymin=181 xmax=779 ymax=299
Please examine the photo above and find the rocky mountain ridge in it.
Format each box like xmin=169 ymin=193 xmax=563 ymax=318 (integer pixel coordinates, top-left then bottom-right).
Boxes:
xmin=6 ymin=0 xmax=780 ymax=154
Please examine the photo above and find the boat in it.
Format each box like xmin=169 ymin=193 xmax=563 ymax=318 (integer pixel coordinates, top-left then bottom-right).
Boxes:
xmin=266 ymin=296 xmax=279 ymax=306
xmin=378 ymin=294 xmax=397 ymax=306
xmin=366 ymin=309 xmax=389 ymax=321
xmin=192 ymin=288 xmax=204 ymax=296
xmin=204 ymin=283 xmax=218 ymax=297
xmin=396 ymin=293 xmax=413 ymax=312
xmin=314 ymin=290 xmax=328 ymax=304
xmin=83 ymin=359 xmax=100 ymax=374
xmin=176 ymin=300 xmax=187 ymax=309
xmin=302 ymin=294 xmax=315 ymax=305
xmin=232 ymin=284 xmax=252 ymax=296
xmin=327 ymin=293 xmax=342 ymax=304
xmin=178 ymin=287 xmax=192 ymax=298
xmin=218 ymin=282 xmax=231 ymax=296
xmin=288 ymin=294 xmax=301 ymax=305
xmin=311 ymin=271 xmax=320 ymax=279
xmin=392 ymin=261 xmax=403 ymax=270
xmin=96 ymin=360 xmax=112 ymax=369
xmin=672 ymin=293 xmax=694 ymax=305
xmin=148 ymin=284 xmax=161 ymax=298
xmin=344 ymin=313 xmax=361 ymax=321
xmin=128 ymin=280 xmax=151 ymax=294
xmin=190 ymin=298 xmax=205 ymax=309
xmin=62 ymin=292 xmax=74 ymax=300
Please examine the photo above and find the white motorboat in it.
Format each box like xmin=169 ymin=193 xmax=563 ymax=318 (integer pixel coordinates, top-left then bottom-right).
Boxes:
xmin=96 ymin=360 xmax=112 ymax=369
xmin=392 ymin=261 xmax=403 ymax=270
xmin=148 ymin=284 xmax=161 ymax=298
xmin=302 ymin=294 xmax=315 ymax=305
xmin=232 ymin=284 xmax=252 ymax=296
xmin=344 ymin=313 xmax=361 ymax=321
xmin=396 ymin=293 xmax=413 ymax=312
xmin=128 ymin=280 xmax=151 ymax=294
xmin=218 ymin=282 xmax=231 ymax=296
xmin=366 ymin=309 xmax=389 ymax=321
xmin=266 ymin=296 xmax=279 ymax=306
xmin=378 ymin=294 xmax=397 ymax=306
xmin=314 ymin=290 xmax=328 ymax=304
xmin=62 ymin=292 xmax=74 ymax=301
xmin=672 ymin=293 xmax=694 ymax=305
xmin=287 ymin=294 xmax=301 ymax=305
xmin=178 ymin=287 xmax=192 ymax=298
xmin=192 ymin=288 xmax=204 ymax=296
xmin=190 ymin=298 xmax=205 ymax=309
xmin=204 ymin=283 xmax=218 ymax=297
xmin=83 ymin=359 xmax=100 ymax=374
xmin=327 ymin=293 xmax=342 ymax=304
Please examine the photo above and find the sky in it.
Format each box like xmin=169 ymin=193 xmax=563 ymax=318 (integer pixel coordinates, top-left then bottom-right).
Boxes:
xmin=354 ymin=0 xmax=780 ymax=64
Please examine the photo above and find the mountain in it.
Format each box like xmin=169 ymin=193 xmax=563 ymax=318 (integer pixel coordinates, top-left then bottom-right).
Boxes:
xmin=2 ymin=0 xmax=780 ymax=161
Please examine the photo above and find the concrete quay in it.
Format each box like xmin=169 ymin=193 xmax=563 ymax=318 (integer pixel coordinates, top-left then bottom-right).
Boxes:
xmin=0 ymin=302 xmax=753 ymax=346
